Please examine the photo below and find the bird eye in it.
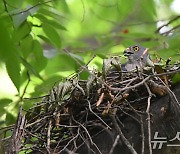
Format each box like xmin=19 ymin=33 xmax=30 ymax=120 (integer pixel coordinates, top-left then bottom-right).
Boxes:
xmin=133 ymin=46 xmax=139 ymax=52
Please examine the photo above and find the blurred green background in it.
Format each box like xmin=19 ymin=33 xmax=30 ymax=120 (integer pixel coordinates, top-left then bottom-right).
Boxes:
xmin=0 ymin=0 xmax=180 ymax=127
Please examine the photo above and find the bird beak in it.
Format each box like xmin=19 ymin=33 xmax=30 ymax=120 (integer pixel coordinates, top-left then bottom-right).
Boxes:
xmin=123 ymin=48 xmax=133 ymax=56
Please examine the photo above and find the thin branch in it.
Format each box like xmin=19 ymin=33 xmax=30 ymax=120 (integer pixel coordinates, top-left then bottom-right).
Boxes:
xmin=2 ymin=0 xmax=8 ymax=12
xmin=161 ymin=24 xmax=180 ymax=35
xmin=156 ymin=15 xmax=180 ymax=33
xmin=47 ymin=120 xmax=52 ymax=152
xmin=87 ymin=100 xmax=111 ymax=129
xmin=59 ymin=133 xmax=79 ymax=153
xmin=80 ymin=0 xmax=85 ymax=22
xmin=10 ymin=0 xmax=54 ymax=16
xmin=109 ymin=135 xmax=120 ymax=154
xmin=110 ymin=69 xmax=180 ymax=91
xmin=15 ymin=72 xmax=31 ymax=106
xmin=72 ymin=117 xmax=102 ymax=154
xmin=140 ymin=115 xmax=145 ymax=154
xmin=111 ymin=114 xmax=137 ymax=154
xmin=144 ymin=82 xmax=152 ymax=154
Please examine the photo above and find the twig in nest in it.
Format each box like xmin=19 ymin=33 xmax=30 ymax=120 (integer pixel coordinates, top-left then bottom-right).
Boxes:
xmin=87 ymin=100 xmax=111 ymax=129
xmin=140 ymin=115 xmax=145 ymax=154
xmin=77 ymin=128 xmax=96 ymax=154
xmin=110 ymin=76 xmax=151 ymax=91
xmin=111 ymin=70 xmax=180 ymax=92
xmin=157 ymin=77 xmax=180 ymax=115
xmin=111 ymin=113 xmax=138 ymax=154
xmin=144 ymin=82 xmax=152 ymax=154
xmin=47 ymin=120 xmax=52 ymax=153
xmin=118 ymin=105 xmax=140 ymax=124
xmin=72 ymin=116 xmax=102 ymax=154
xmin=123 ymin=101 xmax=145 ymax=154
xmin=96 ymin=92 xmax=105 ymax=107
xmin=109 ymin=135 xmax=120 ymax=154
xmin=59 ymin=133 xmax=79 ymax=153
xmin=8 ymin=107 xmax=26 ymax=154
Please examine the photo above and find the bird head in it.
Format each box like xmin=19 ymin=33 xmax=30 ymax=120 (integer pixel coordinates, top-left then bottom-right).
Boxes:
xmin=123 ymin=45 xmax=149 ymax=62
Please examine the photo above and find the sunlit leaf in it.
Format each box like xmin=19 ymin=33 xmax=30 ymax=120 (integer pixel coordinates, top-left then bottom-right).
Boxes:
xmin=0 ymin=20 xmax=21 ymax=91
xmin=0 ymin=99 xmax=12 ymax=117
xmin=6 ymin=54 xmax=21 ymax=92
xmin=0 ymin=99 xmax=12 ymax=108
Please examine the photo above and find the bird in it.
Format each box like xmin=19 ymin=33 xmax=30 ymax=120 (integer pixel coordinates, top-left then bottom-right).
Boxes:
xmin=121 ymin=45 xmax=154 ymax=71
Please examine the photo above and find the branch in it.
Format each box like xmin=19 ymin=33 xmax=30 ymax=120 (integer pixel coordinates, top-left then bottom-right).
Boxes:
xmin=156 ymin=15 xmax=180 ymax=33
xmin=144 ymin=82 xmax=152 ymax=154
xmin=10 ymin=0 xmax=54 ymax=16
xmin=161 ymin=24 xmax=180 ymax=35
xmin=2 ymin=0 xmax=8 ymax=12
xmin=109 ymin=135 xmax=120 ymax=154
xmin=111 ymin=114 xmax=137 ymax=154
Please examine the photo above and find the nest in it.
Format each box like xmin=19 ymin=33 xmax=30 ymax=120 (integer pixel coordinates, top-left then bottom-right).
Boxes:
xmin=1 ymin=58 xmax=180 ymax=154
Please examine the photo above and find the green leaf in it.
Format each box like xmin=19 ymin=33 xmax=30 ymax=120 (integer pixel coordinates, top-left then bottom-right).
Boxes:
xmin=139 ymin=0 xmax=156 ymax=20
xmin=20 ymin=57 xmax=43 ymax=80
xmin=54 ymin=0 xmax=70 ymax=13
xmin=42 ymin=23 xmax=61 ymax=49
xmin=32 ymin=40 xmax=43 ymax=60
xmin=0 ymin=20 xmax=12 ymax=60
xmin=12 ymin=22 xmax=31 ymax=43
xmin=0 ymin=99 xmax=12 ymax=108
xmin=38 ymin=8 xmax=65 ymax=20
xmin=35 ymin=14 xmax=67 ymax=31
xmin=31 ymin=40 xmax=47 ymax=72
xmin=21 ymin=34 xmax=33 ymax=58
xmin=12 ymin=5 xmax=39 ymax=27
xmin=80 ymin=71 xmax=89 ymax=80
xmin=0 ymin=99 xmax=12 ymax=116
xmin=0 ymin=19 xmax=21 ymax=92
xmin=68 ymin=52 xmax=84 ymax=62
xmin=48 ymin=20 xmax=67 ymax=31
xmin=6 ymin=54 xmax=21 ymax=92
xmin=44 ymin=53 xmax=81 ymax=75
xmin=117 ymin=0 xmax=135 ymax=21
xmin=37 ymin=35 xmax=51 ymax=43
xmin=6 ymin=112 xmax=16 ymax=125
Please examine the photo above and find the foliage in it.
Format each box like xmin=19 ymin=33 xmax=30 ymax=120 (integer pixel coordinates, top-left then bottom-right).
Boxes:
xmin=0 ymin=0 xmax=179 ymax=127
